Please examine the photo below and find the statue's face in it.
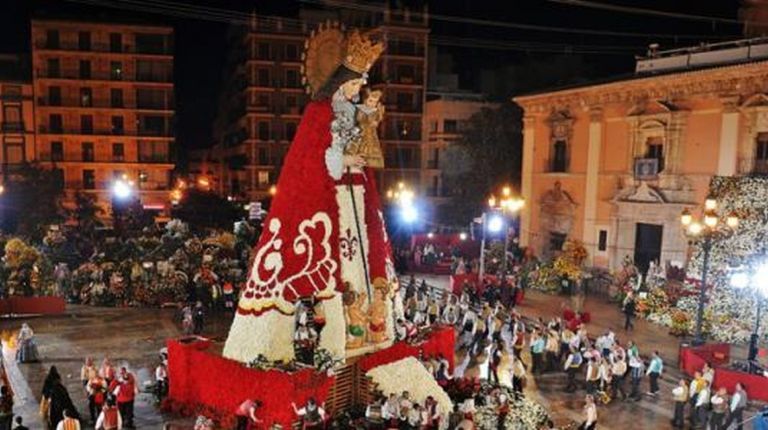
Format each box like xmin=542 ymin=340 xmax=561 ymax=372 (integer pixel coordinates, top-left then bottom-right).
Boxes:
xmin=341 ymin=78 xmax=365 ymax=100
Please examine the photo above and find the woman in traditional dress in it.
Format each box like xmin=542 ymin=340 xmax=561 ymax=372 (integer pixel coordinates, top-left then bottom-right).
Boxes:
xmin=224 ymin=26 xmax=397 ymax=363
xmin=16 ymin=323 xmax=39 ymax=363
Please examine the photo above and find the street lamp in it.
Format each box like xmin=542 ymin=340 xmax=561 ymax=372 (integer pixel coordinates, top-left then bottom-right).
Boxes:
xmin=681 ymin=198 xmax=739 ymax=346
xmin=480 ymin=186 xmax=524 ymax=281
xmin=730 ymin=258 xmax=768 ymax=368
xmin=387 ymin=182 xmax=419 ymax=225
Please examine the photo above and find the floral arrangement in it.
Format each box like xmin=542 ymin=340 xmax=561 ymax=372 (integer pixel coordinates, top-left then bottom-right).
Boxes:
xmin=366 ymin=357 xmax=453 ymax=417
xmin=473 ymin=383 xmax=551 ymax=430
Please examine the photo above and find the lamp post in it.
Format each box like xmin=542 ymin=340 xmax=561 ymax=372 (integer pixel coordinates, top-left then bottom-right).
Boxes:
xmin=730 ymin=259 xmax=768 ymax=368
xmin=680 ymin=197 xmax=739 ymax=346
xmin=487 ymin=186 xmax=524 ymax=280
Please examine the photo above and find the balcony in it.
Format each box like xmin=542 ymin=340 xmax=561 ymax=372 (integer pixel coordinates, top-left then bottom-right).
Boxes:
xmin=38 ymin=125 xmax=173 ymax=138
xmin=37 ymin=97 xmax=173 ymax=111
xmin=138 ymin=153 xmax=171 ymax=163
xmin=1 ymin=122 xmax=25 ymax=133
xmin=36 ymin=69 xmax=173 ymax=83
xmin=35 ymin=41 xmax=172 ymax=56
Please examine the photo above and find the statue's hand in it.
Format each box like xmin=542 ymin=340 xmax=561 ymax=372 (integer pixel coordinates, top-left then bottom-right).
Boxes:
xmin=343 ymin=155 xmax=366 ymax=168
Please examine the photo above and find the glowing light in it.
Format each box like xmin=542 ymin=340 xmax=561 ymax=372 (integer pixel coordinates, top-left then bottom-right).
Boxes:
xmin=688 ymin=222 xmax=703 ymax=236
xmin=488 ymin=215 xmax=504 ymax=233
xmin=269 ymin=185 xmax=277 ymax=196
xmin=488 ymin=197 xmax=496 ymax=208
xmin=502 ymin=186 xmax=511 ymax=197
xmin=401 ymin=205 xmax=418 ymax=224
xmin=731 ymin=272 xmax=749 ymax=289
xmin=0 ymin=184 xmax=5 ymax=195
xmin=704 ymin=198 xmax=717 ymax=211
xmin=726 ymin=212 xmax=739 ymax=229
xmin=398 ymin=182 xmax=405 ymax=190
xmin=754 ymin=263 xmax=768 ymax=297
xmin=197 ymin=176 xmax=210 ymax=189
xmin=427 ymin=232 xmax=434 ymax=239
xmin=170 ymin=189 xmax=182 ymax=203
xmin=112 ymin=179 xmax=133 ymax=200
xmin=680 ymin=208 xmax=692 ymax=226
xmin=704 ymin=213 xmax=718 ymax=228
xmin=459 ymin=232 xmax=467 ymax=241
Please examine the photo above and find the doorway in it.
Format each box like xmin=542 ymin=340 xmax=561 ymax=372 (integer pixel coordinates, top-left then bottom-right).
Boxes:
xmin=634 ymin=223 xmax=663 ymax=275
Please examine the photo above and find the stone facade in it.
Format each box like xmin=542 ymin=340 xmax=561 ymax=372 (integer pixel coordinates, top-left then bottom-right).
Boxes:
xmin=514 ymin=59 xmax=768 ymax=271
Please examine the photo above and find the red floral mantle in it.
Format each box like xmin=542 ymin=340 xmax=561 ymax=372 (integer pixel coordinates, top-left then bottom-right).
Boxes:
xmin=167 ymin=338 xmax=334 ymax=428
xmin=167 ymin=327 xmax=455 ymax=427
xmin=358 ymin=326 xmax=456 ymax=372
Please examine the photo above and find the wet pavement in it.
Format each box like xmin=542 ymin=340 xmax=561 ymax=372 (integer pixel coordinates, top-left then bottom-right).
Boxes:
xmin=0 ymin=279 xmax=763 ymax=429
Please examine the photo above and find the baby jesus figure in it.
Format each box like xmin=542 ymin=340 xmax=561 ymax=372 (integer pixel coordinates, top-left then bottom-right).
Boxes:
xmin=347 ymin=88 xmax=385 ymax=169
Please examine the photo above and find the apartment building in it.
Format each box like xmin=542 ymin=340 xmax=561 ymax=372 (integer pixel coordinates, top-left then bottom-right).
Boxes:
xmin=31 ymin=19 xmax=175 ymax=213
xmin=0 ymin=55 xmax=35 ymax=176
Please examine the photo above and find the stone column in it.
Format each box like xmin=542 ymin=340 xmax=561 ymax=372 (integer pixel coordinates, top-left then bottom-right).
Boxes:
xmin=520 ymin=115 xmax=536 ymax=248
xmin=582 ymin=107 xmax=603 ymax=264
xmin=717 ymin=96 xmax=740 ymax=176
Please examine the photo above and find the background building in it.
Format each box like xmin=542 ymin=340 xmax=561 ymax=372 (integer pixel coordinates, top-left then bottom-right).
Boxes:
xmin=30 ymin=19 xmax=175 ymax=214
xmin=0 ymin=54 xmax=35 ymax=178
xmin=515 ymin=37 xmax=768 ymax=272
xmin=199 ymin=2 xmax=429 ymax=202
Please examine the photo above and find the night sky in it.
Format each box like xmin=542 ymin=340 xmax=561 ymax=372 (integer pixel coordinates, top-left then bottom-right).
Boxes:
xmin=0 ymin=0 xmax=744 ymax=151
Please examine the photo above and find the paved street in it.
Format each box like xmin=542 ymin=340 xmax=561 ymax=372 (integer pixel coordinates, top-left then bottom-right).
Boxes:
xmin=0 ymin=277 xmax=762 ymax=429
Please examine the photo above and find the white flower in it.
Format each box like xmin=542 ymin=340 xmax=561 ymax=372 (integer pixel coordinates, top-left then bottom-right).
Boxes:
xmin=366 ymin=357 xmax=453 ymax=417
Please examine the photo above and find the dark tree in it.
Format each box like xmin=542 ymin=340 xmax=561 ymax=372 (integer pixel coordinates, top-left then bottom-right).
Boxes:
xmin=440 ymin=103 xmax=523 ymax=226
xmin=0 ymin=164 xmax=64 ymax=239
xmin=172 ymin=189 xmax=245 ymax=231
xmin=71 ymin=191 xmax=104 ymax=239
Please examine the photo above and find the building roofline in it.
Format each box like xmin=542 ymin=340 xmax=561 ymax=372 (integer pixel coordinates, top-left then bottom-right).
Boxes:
xmin=31 ymin=17 xmax=173 ymax=32
xmin=513 ymin=58 xmax=768 ymax=104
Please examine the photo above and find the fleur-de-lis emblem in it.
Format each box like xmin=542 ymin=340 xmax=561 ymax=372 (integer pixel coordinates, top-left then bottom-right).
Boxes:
xmin=339 ymin=228 xmax=359 ymax=261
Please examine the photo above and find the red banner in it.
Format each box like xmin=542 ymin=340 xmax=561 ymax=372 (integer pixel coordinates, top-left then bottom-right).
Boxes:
xmin=678 ymin=343 xmax=768 ymax=402
xmin=358 ymin=326 xmax=456 ymax=372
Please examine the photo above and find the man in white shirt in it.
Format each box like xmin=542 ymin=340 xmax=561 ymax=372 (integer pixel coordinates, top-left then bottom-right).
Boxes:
xmin=694 ymin=381 xmax=711 ymax=429
xmin=581 ymin=394 xmax=597 ymax=430
xmin=723 ymin=382 xmax=748 ymax=430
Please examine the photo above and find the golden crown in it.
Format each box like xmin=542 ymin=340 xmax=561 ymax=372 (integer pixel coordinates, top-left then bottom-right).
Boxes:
xmin=342 ymin=30 xmax=384 ymax=74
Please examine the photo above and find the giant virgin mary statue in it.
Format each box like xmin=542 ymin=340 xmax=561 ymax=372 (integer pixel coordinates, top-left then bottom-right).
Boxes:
xmin=224 ymin=24 xmax=401 ymax=363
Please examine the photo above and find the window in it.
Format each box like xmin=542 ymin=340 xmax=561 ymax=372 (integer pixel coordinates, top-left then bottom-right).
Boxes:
xmin=79 ymin=60 xmax=91 ymax=79
xmin=396 ymin=64 xmax=416 ymax=83
xmin=396 ymin=92 xmax=414 ymax=111
xmin=47 ymin=58 xmax=60 ymax=78
xmin=256 ymin=94 xmax=270 ymax=108
xmin=46 ymin=30 xmax=59 ymax=49
xmin=135 ymin=33 xmax=167 ymax=54
xmin=110 ymin=61 xmax=123 ymax=80
xmin=137 ymin=88 xmax=166 ymax=109
xmin=755 ymin=133 xmax=768 ymax=174
xmin=80 ymin=88 xmax=92 ymax=107
xmin=257 ymin=43 xmax=270 ymax=60
xmin=429 ymin=121 xmax=438 ymax=133
xmin=111 ymin=89 xmax=124 ymax=108
xmin=552 ymin=139 xmax=568 ymax=172
xmin=284 ymin=44 xmax=298 ymax=60
xmin=48 ymin=86 xmax=61 ymax=106
xmin=285 ymin=95 xmax=297 ymax=109
xmin=257 ymin=69 xmax=270 ymax=87
xmin=111 ymin=116 xmax=124 ymax=135
xmin=110 ymin=33 xmax=122 ymax=52
xmin=49 ymin=114 xmax=63 ymax=133
xmin=598 ymin=230 xmax=608 ymax=252
xmin=137 ymin=60 xmax=171 ymax=82
xmin=549 ymin=232 xmax=566 ymax=253
xmin=258 ymin=170 xmax=269 ymax=186
xmin=81 ymin=115 xmax=93 ymax=134
xmin=231 ymin=178 xmax=241 ymax=194
xmin=83 ymin=170 xmax=96 ymax=189
xmin=285 ymin=122 xmax=297 ymax=141
xmin=139 ymin=141 xmax=167 ymax=162
xmin=78 ymin=31 xmax=91 ymax=50
xmin=257 ymin=121 xmax=270 ymax=141
xmin=51 ymin=141 xmax=63 ymax=161
xmin=443 ymin=119 xmax=458 ymax=133
xmin=2 ymin=106 xmax=21 ymax=131
xmin=81 ymin=142 xmax=94 ymax=161
xmin=112 ymin=143 xmax=125 ymax=161
xmin=140 ymin=116 xmax=165 ymax=135
xmin=285 ymin=69 xmax=300 ymax=88
xmin=645 ymin=136 xmax=665 ymax=172
xmin=258 ymin=147 xmax=268 ymax=165
xmin=113 ymin=170 xmax=125 ymax=180
xmin=3 ymin=137 xmax=24 ymax=164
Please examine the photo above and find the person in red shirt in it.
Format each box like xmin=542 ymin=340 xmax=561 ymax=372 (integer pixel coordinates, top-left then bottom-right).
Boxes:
xmin=95 ymin=399 xmax=122 ymax=430
xmin=109 ymin=368 xmax=137 ymax=429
